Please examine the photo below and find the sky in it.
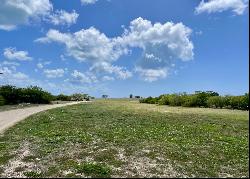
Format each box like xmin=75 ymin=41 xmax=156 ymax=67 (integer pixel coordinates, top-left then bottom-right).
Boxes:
xmin=0 ymin=0 xmax=249 ymax=98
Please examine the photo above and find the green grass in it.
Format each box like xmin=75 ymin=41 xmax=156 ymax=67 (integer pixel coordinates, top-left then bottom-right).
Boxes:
xmin=23 ymin=171 xmax=42 ymax=178
xmin=0 ymin=99 xmax=248 ymax=177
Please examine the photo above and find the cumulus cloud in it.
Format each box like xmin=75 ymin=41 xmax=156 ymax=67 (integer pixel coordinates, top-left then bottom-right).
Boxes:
xmin=43 ymin=68 xmax=64 ymax=78
xmin=81 ymin=0 xmax=98 ymax=5
xmin=3 ymin=47 xmax=33 ymax=61
xmin=0 ymin=25 xmax=16 ymax=31
xmin=118 ymin=17 xmax=193 ymax=81
xmin=118 ymin=17 xmax=194 ymax=61
xmin=35 ymin=27 xmax=130 ymax=80
xmin=90 ymin=62 xmax=132 ymax=80
xmin=36 ymin=17 xmax=194 ymax=82
xmin=68 ymin=70 xmax=98 ymax=84
xmin=195 ymin=0 xmax=249 ymax=15
xmin=0 ymin=0 xmax=52 ymax=30
xmin=0 ymin=66 xmax=30 ymax=86
xmin=48 ymin=10 xmax=79 ymax=26
xmin=0 ymin=0 xmax=79 ymax=30
xmin=36 ymin=60 xmax=51 ymax=69
xmin=102 ymin=76 xmax=115 ymax=81
xmin=36 ymin=27 xmax=127 ymax=63
xmin=135 ymin=67 xmax=168 ymax=82
xmin=37 ymin=63 xmax=44 ymax=69
xmin=2 ymin=61 xmax=20 ymax=66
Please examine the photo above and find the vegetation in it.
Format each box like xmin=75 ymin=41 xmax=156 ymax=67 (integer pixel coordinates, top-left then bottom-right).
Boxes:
xmin=140 ymin=91 xmax=249 ymax=110
xmin=0 ymin=99 xmax=248 ymax=177
xmin=0 ymin=85 xmax=93 ymax=106
xmin=56 ymin=94 xmax=71 ymax=101
xmin=0 ymin=85 xmax=53 ymax=105
xmin=0 ymin=95 xmax=4 ymax=106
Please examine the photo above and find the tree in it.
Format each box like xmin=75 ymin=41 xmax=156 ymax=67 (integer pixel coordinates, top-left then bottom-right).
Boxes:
xmin=207 ymin=96 xmax=225 ymax=108
xmin=102 ymin=95 xmax=108 ymax=99
xmin=129 ymin=94 xmax=133 ymax=98
xmin=56 ymin=94 xmax=71 ymax=101
xmin=0 ymin=95 xmax=5 ymax=106
xmin=0 ymin=85 xmax=53 ymax=104
xmin=71 ymin=93 xmax=86 ymax=101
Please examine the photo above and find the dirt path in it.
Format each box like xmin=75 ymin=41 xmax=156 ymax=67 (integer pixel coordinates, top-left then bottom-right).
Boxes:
xmin=0 ymin=101 xmax=86 ymax=133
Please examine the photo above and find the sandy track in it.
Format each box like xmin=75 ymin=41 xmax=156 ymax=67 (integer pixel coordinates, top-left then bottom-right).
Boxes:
xmin=0 ymin=101 xmax=85 ymax=133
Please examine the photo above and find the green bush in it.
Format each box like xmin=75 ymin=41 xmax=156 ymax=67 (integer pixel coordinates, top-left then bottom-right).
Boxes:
xmin=71 ymin=93 xmax=87 ymax=101
xmin=182 ymin=95 xmax=199 ymax=107
xmin=140 ymin=96 xmax=158 ymax=104
xmin=168 ymin=94 xmax=185 ymax=106
xmin=0 ymin=95 xmax=5 ymax=106
xmin=141 ymin=91 xmax=248 ymax=110
xmin=0 ymin=85 xmax=53 ymax=104
xmin=158 ymin=95 xmax=170 ymax=105
xmin=207 ymin=96 xmax=225 ymax=108
xmin=56 ymin=94 xmax=71 ymax=101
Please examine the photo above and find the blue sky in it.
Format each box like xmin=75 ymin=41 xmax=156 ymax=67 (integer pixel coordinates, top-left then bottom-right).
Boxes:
xmin=0 ymin=0 xmax=249 ymax=98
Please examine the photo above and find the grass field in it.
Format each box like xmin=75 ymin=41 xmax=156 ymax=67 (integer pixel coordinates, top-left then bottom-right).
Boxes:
xmin=0 ymin=99 xmax=248 ymax=177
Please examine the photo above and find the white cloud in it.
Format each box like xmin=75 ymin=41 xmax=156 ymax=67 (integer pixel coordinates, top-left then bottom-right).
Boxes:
xmin=90 ymin=62 xmax=132 ymax=80
xmin=81 ymin=0 xmax=98 ymax=5
xmin=48 ymin=10 xmax=79 ymax=26
xmin=0 ymin=25 xmax=16 ymax=31
xmin=195 ymin=0 xmax=249 ymax=15
xmin=102 ymin=76 xmax=115 ymax=81
xmin=36 ymin=60 xmax=51 ymax=69
xmin=145 ymin=53 xmax=162 ymax=62
xmin=0 ymin=0 xmax=78 ymax=30
xmin=135 ymin=67 xmax=168 ymax=82
xmin=118 ymin=17 xmax=193 ymax=81
xmin=43 ymin=68 xmax=64 ymax=78
xmin=69 ymin=70 xmax=98 ymax=84
xmin=36 ymin=17 xmax=194 ymax=82
xmin=36 ymin=28 xmax=127 ymax=63
xmin=195 ymin=30 xmax=203 ymax=35
xmin=0 ymin=0 xmax=52 ymax=30
xmin=118 ymin=17 xmax=194 ymax=61
xmin=2 ymin=61 xmax=20 ymax=66
xmin=0 ymin=66 xmax=30 ymax=85
xmin=60 ymin=55 xmax=67 ymax=61
xmin=37 ymin=63 xmax=44 ymax=69
xmin=12 ymin=72 xmax=29 ymax=80
xmin=3 ymin=47 xmax=32 ymax=61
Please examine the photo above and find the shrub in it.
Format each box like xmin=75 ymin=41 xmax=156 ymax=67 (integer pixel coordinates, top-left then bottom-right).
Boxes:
xmin=141 ymin=91 xmax=248 ymax=110
xmin=0 ymin=85 xmax=53 ymax=104
xmin=182 ymin=95 xmax=199 ymax=107
xmin=56 ymin=94 xmax=71 ymax=101
xmin=168 ymin=94 xmax=185 ymax=106
xmin=0 ymin=95 xmax=5 ymax=106
xmin=71 ymin=93 xmax=87 ymax=101
xmin=158 ymin=95 xmax=170 ymax=105
xmin=207 ymin=96 xmax=225 ymax=108
xmin=0 ymin=85 xmax=20 ymax=104
xmin=140 ymin=96 xmax=158 ymax=104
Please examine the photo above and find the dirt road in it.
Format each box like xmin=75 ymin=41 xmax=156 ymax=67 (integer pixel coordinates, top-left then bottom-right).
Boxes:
xmin=0 ymin=101 xmax=85 ymax=133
